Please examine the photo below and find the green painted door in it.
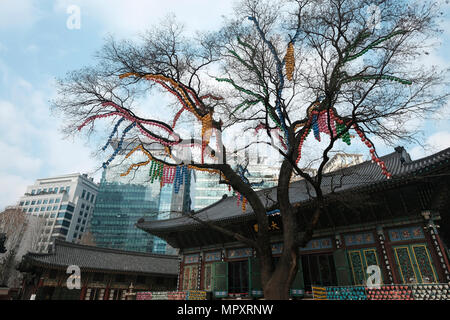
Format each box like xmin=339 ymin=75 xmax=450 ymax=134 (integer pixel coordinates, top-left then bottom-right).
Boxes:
xmin=248 ymin=257 xmax=263 ymax=297
xmin=393 ymin=244 xmax=438 ymax=284
xmin=348 ymin=248 xmax=383 ymax=285
xmin=290 ymin=258 xmax=304 ymax=297
xmin=212 ymin=261 xmax=228 ymax=298
xmin=333 ymin=249 xmax=352 ymax=285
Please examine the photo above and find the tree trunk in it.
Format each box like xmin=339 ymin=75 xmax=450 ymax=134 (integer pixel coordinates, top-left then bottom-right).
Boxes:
xmin=263 ymin=246 xmax=298 ymax=299
xmin=261 ymin=158 xmax=299 ymax=299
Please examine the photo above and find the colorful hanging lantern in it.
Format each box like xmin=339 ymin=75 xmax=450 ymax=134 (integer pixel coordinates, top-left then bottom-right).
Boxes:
xmin=285 ymin=42 xmax=295 ymax=81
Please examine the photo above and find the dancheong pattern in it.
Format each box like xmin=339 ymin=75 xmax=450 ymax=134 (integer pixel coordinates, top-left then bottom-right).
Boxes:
xmin=364 ymin=249 xmax=378 ymax=267
xmin=395 ymin=247 xmax=417 ymax=283
xmin=412 ymin=245 xmax=436 ymax=283
xmin=349 ymin=251 xmax=366 ymax=285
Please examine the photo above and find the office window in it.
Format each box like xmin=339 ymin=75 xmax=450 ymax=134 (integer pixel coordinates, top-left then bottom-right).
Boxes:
xmin=82 ymin=190 xmax=86 ymax=199
xmin=31 ymin=200 xmax=36 ymax=205
xmin=60 ymin=204 xmax=75 ymax=212
xmin=60 ymin=187 xmax=65 ymax=193
xmin=43 ymin=199 xmax=48 ymax=204
xmin=55 ymin=199 xmax=60 ymax=203
xmin=49 ymin=188 xmax=53 ymax=193
xmin=37 ymin=200 xmax=42 ymax=205
xmin=19 ymin=201 xmax=24 ymax=206
xmin=31 ymin=190 xmax=35 ymax=195
xmin=54 ymin=227 xmax=68 ymax=236
xmin=37 ymin=189 xmax=41 ymax=194
xmin=49 ymin=199 xmax=54 ymax=204
xmin=81 ymin=203 xmax=85 ymax=209
xmin=28 ymin=208 xmax=33 ymax=213
xmin=25 ymin=201 xmax=30 ymax=205
xmin=40 ymin=207 xmax=45 ymax=211
xmin=66 ymin=186 xmax=70 ymax=193
xmin=86 ymin=205 xmax=90 ymax=211
xmin=52 ymin=205 xmax=58 ymax=211
xmin=54 ymin=187 xmax=58 ymax=193
xmin=47 ymin=206 xmax=52 ymax=211
xmin=43 ymin=188 xmax=47 ymax=193
xmin=86 ymin=192 xmax=90 ymax=201
xmin=34 ymin=207 xmax=39 ymax=212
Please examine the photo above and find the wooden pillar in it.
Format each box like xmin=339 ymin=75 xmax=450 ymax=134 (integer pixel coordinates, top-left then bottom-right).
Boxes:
xmin=80 ymin=285 xmax=87 ymax=300
xmin=197 ymin=252 xmax=203 ymax=290
xmin=424 ymin=216 xmax=450 ymax=282
xmin=33 ymin=276 xmax=44 ymax=298
xmin=177 ymin=254 xmax=184 ymax=291
xmin=103 ymin=287 xmax=110 ymax=300
xmin=378 ymin=227 xmax=399 ymax=284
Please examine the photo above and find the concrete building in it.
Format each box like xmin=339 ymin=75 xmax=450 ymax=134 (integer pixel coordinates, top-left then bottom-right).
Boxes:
xmin=17 ymin=173 xmax=99 ymax=253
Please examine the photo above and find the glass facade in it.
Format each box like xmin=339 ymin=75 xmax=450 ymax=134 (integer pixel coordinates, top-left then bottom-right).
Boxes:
xmin=193 ymin=157 xmax=279 ymax=211
xmin=91 ymin=144 xmax=193 ymax=254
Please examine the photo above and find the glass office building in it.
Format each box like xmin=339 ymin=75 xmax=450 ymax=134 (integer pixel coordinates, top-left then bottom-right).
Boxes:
xmin=91 ymin=142 xmax=193 ymax=254
xmin=192 ymin=155 xmax=279 ymax=211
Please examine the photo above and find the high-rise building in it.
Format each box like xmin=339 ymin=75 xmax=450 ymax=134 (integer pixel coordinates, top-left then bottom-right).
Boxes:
xmin=17 ymin=173 xmax=99 ymax=252
xmin=192 ymin=154 xmax=279 ymax=211
xmin=90 ymin=141 xmax=193 ymax=255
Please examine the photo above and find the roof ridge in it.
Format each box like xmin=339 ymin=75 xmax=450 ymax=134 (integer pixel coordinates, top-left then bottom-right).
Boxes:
xmin=407 ymin=146 xmax=450 ymax=166
xmin=54 ymin=239 xmax=178 ymax=259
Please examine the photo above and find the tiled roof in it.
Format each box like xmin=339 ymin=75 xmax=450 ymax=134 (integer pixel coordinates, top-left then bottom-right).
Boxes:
xmin=137 ymin=147 xmax=450 ymax=233
xmin=23 ymin=239 xmax=179 ymax=276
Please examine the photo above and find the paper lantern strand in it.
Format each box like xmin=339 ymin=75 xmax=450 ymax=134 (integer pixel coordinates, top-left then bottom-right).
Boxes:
xmin=294 ymin=105 xmax=391 ymax=179
xmin=285 ymin=42 xmax=295 ymax=81
xmin=78 ymin=102 xmax=181 ymax=148
xmin=119 ymin=72 xmax=215 ymax=162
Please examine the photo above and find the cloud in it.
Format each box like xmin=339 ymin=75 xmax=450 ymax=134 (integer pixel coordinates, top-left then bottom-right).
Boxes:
xmin=0 ymin=62 xmax=100 ymax=211
xmin=409 ymin=131 xmax=450 ymax=160
xmin=0 ymin=0 xmax=42 ymax=30
xmin=53 ymin=0 xmax=233 ymax=36
xmin=0 ymin=174 xmax=34 ymax=212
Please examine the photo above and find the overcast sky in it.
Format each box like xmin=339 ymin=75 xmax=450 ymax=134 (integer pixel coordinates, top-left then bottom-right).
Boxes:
xmin=0 ymin=0 xmax=449 ymax=211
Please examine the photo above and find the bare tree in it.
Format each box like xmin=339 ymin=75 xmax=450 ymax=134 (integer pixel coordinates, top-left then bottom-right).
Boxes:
xmin=0 ymin=208 xmax=27 ymax=287
xmin=24 ymin=215 xmax=46 ymax=254
xmin=52 ymin=0 xmax=449 ymax=299
xmin=79 ymin=229 xmax=96 ymax=246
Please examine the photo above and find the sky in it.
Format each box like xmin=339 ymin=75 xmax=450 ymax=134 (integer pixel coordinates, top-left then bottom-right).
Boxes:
xmin=0 ymin=0 xmax=449 ymax=211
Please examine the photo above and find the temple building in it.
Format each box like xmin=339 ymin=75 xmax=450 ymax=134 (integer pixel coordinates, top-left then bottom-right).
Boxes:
xmin=18 ymin=239 xmax=178 ymax=300
xmin=137 ymin=147 xmax=450 ymax=299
